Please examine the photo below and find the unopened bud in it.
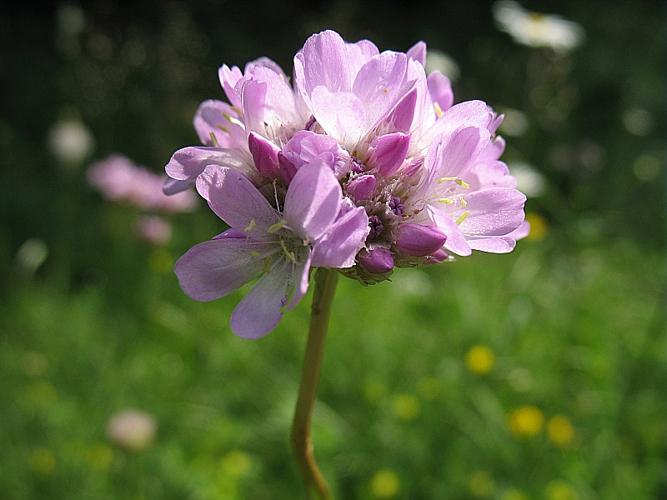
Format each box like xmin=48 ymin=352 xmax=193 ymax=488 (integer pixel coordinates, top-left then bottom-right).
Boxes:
xmin=358 ymin=247 xmax=394 ymax=274
xmin=395 ymin=223 xmax=447 ymax=257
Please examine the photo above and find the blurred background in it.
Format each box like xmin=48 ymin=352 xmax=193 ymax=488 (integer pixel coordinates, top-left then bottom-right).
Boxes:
xmin=1 ymin=1 xmax=665 ymax=499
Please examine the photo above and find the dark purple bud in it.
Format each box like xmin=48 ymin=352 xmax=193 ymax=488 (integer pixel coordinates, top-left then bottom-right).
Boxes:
xmin=395 ymin=223 xmax=447 ymax=257
xmin=388 ymin=88 xmax=417 ymax=132
xmin=358 ymin=247 xmax=394 ymax=274
xmin=369 ymin=133 xmax=410 ymax=177
xmin=248 ymin=132 xmax=280 ymax=179
xmin=388 ymin=196 xmax=404 ymax=216
xmin=368 ymin=215 xmax=384 ymax=240
xmin=346 ymin=174 xmax=377 ymax=202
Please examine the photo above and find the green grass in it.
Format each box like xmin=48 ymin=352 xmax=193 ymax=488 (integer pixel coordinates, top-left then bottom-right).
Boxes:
xmin=0 ymin=231 xmax=664 ymax=500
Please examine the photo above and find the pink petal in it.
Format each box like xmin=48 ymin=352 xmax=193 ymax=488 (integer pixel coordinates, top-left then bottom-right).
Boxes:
xmin=311 ymin=201 xmax=369 ymax=268
xmin=310 ymin=87 xmax=366 ymax=148
xmin=286 ymin=250 xmax=313 ymax=309
xmin=427 ymin=206 xmax=472 ymax=256
xmin=506 ymin=220 xmax=530 ymax=240
xmin=294 ymin=30 xmax=355 ymax=98
xmin=218 ymin=65 xmax=243 ymax=108
xmin=244 ymin=57 xmax=287 ymax=78
xmin=196 ymin=166 xmax=279 ymax=235
xmin=241 ymin=79 xmax=268 ymax=135
xmin=468 ymin=237 xmax=516 ymax=253
xmin=352 ymin=51 xmax=410 ymax=132
xmin=420 ymin=100 xmax=495 ymax=147
xmin=460 ymin=188 xmax=527 ymax=236
xmin=193 ymin=100 xmax=245 ymax=148
xmin=427 ymin=71 xmax=454 ymax=112
xmin=283 ymin=160 xmax=342 ymax=241
xmin=406 ymin=41 xmax=427 ymax=66
xmin=165 ymin=146 xmax=250 ymax=182
xmin=162 ymin=178 xmax=193 ymax=195
xmin=174 ymin=237 xmax=274 ymax=302
xmin=230 ymin=261 xmax=293 ymax=339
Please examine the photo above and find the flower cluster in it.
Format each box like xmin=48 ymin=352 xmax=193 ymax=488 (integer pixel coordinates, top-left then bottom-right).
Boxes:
xmin=168 ymin=30 xmax=528 ymax=338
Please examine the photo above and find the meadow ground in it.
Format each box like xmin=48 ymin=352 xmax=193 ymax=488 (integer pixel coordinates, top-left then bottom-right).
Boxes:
xmin=2 ymin=223 xmax=664 ymax=499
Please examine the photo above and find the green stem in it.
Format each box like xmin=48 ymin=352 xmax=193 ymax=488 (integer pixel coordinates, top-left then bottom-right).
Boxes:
xmin=291 ymin=268 xmax=337 ymax=500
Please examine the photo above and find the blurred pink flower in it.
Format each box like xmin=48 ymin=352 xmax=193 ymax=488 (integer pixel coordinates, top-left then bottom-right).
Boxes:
xmin=135 ymin=216 xmax=172 ymax=245
xmin=88 ymin=155 xmax=196 ymax=213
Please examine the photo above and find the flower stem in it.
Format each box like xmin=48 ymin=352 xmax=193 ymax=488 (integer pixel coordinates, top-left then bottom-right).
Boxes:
xmin=291 ymin=268 xmax=337 ymax=499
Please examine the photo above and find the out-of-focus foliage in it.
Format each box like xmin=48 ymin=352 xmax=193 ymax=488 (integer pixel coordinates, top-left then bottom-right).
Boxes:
xmin=0 ymin=1 xmax=664 ymax=499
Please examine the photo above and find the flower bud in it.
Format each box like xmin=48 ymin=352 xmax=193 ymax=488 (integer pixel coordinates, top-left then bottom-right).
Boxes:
xmin=388 ymin=88 xmax=417 ymax=132
xmin=346 ymin=174 xmax=377 ymax=201
xmin=395 ymin=223 xmax=447 ymax=257
xmin=248 ymin=132 xmax=280 ymax=179
xmin=369 ymin=133 xmax=410 ymax=177
xmin=358 ymin=247 xmax=394 ymax=274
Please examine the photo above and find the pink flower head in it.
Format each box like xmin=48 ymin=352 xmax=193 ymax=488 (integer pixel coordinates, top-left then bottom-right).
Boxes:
xmin=169 ymin=30 xmax=528 ymax=335
xmin=89 ymin=155 xmax=196 ymax=213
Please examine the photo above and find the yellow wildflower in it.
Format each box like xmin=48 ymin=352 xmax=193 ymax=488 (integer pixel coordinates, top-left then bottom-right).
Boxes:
xmin=371 ymin=469 xmax=400 ymax=498
xmin=508 ymin=405 xmax=545 ymax=437
xmin=547 ymin=415 xmax=575 ymax=447
xmin=465 ymin=345 xmax=495 ymax=375
xmin=525 ymin=212 xmax=548 ymax=241
xmin=391 ymin=394 xmax=420 ymax=421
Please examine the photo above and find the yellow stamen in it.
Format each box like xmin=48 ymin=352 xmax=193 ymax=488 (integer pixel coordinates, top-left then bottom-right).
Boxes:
xmin=456 ymin=211 xmax=470 ymax=225
xmin=460 ymin=197 xmax=468 ymax=208
xmin=216 ymin=124 xmax=229 ymax=134
xmin=438 ymin=197 xmax=455 ymax=205
xmin=437 ymin=176 xmax=458 ymax=183
xmin=455 ymin=178 xmax=470 ymax=189
xmin=209 ymin=131 xmax=219 ymax=147
xmin=434 ymin=102 xmax=444 ymax=118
